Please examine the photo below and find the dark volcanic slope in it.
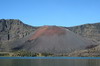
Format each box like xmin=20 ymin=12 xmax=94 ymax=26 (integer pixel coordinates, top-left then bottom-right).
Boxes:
xmin=11 ymin=26 xmax=97 ymax=53
xmin=0 ymin=19 xmax=37 ymax=51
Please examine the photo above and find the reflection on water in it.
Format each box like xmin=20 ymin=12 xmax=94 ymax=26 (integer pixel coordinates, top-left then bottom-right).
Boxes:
xmin=0 ymin=59 xmax=100 ymax=66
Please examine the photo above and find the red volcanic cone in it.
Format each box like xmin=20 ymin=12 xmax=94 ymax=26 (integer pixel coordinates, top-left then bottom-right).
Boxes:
xmin=29 ymin=26 xmax=66 ymax=40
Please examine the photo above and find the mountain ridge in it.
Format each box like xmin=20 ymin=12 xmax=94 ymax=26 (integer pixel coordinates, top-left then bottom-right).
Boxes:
xmin=68 ymin=22 xmax=100 ymax=43
xmin=0 ymin=19 xmax=100 ymax=56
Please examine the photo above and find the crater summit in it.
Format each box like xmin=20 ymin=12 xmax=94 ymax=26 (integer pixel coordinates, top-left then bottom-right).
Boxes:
xmin=30 ymin=26 xmax=66 ymax=40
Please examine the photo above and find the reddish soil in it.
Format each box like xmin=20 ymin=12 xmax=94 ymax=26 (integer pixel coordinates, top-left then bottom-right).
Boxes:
xmin=29 ymin=26 xmax=66 ymax=40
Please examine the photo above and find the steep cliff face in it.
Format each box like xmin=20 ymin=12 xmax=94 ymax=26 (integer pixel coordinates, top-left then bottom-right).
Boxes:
xmin=0 ymin=19 xmax=37 ymax=50
xmin=68 ymin=23 xmax=100 ymax=43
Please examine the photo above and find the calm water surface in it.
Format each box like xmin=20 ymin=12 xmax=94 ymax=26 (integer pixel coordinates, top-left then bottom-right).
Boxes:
xmin=0 ymin=58 xmax=100 ymax=66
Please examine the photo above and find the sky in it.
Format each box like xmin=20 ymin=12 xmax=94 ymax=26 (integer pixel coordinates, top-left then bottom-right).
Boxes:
xmin=0 ymin=0 xmax=100 ymax=27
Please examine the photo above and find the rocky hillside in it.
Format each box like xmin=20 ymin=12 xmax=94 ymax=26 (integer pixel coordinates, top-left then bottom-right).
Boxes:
xmin=0 ymin=19 xmax=37 ymax=44
xmin=68 ymin=23 xmax=100 ymax=43
xmin=68 ymin=44 xmax=100 ymax=57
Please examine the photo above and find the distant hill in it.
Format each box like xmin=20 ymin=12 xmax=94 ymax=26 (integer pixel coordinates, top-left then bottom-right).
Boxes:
xmin=68 ymin=23 xmax=100 ymax=43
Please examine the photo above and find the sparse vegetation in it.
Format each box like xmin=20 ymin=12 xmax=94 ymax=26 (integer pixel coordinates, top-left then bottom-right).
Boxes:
xmin=0 ymin=49 xmax=100 ymax=57
xmin=0 ymin=51 xmax=54 ymax=57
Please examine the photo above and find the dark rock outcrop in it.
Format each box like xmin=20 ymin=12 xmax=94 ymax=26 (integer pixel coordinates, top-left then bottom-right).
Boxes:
xmin=0 ymin=19 xmax=37 ymax=42
xmin=0 ymin=19 xmax=37 ymax=51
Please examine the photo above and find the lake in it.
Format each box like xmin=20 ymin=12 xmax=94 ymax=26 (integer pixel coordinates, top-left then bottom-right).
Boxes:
xmin=0 ymin=57 xmax=100 ymax=66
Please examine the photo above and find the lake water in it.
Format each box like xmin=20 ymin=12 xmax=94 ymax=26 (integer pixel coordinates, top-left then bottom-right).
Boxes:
xmin=0 ymin=57 xmax=100 ymax=66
